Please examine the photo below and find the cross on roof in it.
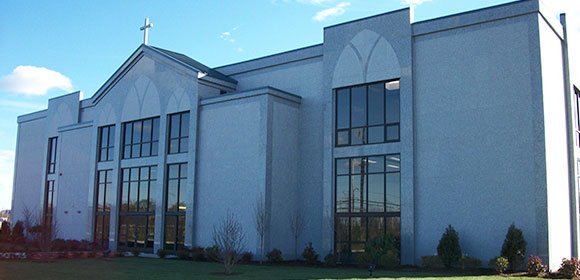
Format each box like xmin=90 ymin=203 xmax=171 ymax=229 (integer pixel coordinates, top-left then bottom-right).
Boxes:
xmin=140 ymin=18 xmax=153 ymax=45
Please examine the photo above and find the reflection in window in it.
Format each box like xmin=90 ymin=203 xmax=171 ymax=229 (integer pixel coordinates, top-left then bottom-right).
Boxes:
xmin=122 ymin=118 xmax=159 ymax=159
xmin=47 ymin=137 xmax=57 ymax=174
xmin=94 ymin=170 xmax=112 ymax=249
xmin=168 ymin=112 xmax=190 ymax=154
xmin=335 ymin=80 xmax=400 ymax=146
xmin=118 ymin=166 xmax=156 ymax=252
xmin=98 ymin=125 xmax=115 ymax=162
xmin=334 ymin=154 xmax=400 ymax=256
xmin=165 ymin=163 xmax=187 ymax=251
xmin=44 ymin=180 xmax=55 ymax=227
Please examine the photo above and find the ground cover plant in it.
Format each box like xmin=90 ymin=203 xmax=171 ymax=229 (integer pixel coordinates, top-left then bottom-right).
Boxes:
xmin=0 ymin=257 xmax=546 ymax=280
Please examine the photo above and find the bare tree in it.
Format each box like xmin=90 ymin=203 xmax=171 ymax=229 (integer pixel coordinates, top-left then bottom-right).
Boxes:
xmin=253 ymin=193 xmax=266 ymax=264
xmin=213 ymin=210 xmax=246 ymax=275
xmin=288 ymin=209 xmax=305 ymax=261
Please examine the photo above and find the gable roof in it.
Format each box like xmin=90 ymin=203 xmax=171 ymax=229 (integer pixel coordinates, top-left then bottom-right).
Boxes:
xmin=151 ymin=46 xmax=238 ymax=84
xmin=91 ymin=44 xmax=237 ymax=104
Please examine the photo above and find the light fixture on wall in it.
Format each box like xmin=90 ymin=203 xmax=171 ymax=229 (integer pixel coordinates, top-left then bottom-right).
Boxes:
xmin=385 ymin=80 xmax=400 ymax=90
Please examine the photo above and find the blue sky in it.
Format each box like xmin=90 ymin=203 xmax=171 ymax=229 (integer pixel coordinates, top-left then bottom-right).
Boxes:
xmin=0 ymin=0 xmax=578 ymax=211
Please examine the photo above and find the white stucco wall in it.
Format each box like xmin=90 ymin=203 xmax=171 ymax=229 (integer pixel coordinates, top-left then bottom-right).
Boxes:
xmin=56 ymin=124 xmax=93 ymax=240
xmin=413 ymin=13 xmax=540 ymax=264
xmin=11 ymin=116 xmax=47 ymax=225
xmin=538 ymin=14 xmax=572 ymax=269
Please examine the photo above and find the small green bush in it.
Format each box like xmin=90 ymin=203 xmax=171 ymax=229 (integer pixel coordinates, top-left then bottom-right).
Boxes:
xmin=437 ymin=225 xmax=462 ymax=268
xmin=191 ymin=246 xmax=205 ymax=261
xmin=205 ymin=246 xmax=220 ymax=262
xmin=324 ymin=251 xmax=338 ymax=267
xmin=267 ymin=248 xmax=283 ymax=263
xmin=501 ymin=223 xmax=527 ymax=271
xmin=489 ymin=256 xmax=509 ymax=274
xmin=51 ymin=239 xmax=67 ymax=251
xmin=459 ymin=256 xmax=482 ymax=269
xmin=357 ymin=234 xmax=400 ymax=265
xmin=0 ymin=221 xmax=10 ymax=242
xmin=240 ymin=252 xmax=253 ymax=264
xmin=10 ymin=221 xmax=25 ymax=244
xmin=421 ymin=255 xmax=444 ymax=268
xmin=156 ymin=249 xmax=169 ymax=259
xmin=302 ymin=242 xmax=319 ymax=264
xmin=130 ymin=247 xmax=141 ymax=257
xmin=527 ymin=255 xmax=547 ymax=275
xmin=559 ymin=258 xmax=580 ymax=279
xmin=176 ymin=248 xmax=190 ymax=260
xmin=379 ymin=250 xmax=400 ymax=268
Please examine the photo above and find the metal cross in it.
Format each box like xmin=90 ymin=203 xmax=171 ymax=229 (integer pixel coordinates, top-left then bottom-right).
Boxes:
xmin=140 ymin=18 xmax=153 ymax=45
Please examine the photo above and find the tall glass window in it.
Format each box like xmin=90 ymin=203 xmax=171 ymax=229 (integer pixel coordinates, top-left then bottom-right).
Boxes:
xmin=335 ymin=80 xmax=400 ymax=146
xmin=168 ymin=112 xmax=189 ymax=154
xmin=44 ymin=180 xmax=55 ymax=227
xmin=575 ymin=86 xmax=580 ymax=147
xmin=165 ymin=163 xmax=187 ymax=251
xmin=98 ymin=125 xmax=115 ymax=162
xmin=335 ymin=154 xmax=401 ymax=257
xmin=118 ymin=166 xmax=157 ymax=252
xmin=47 ymin=137 xmax=57 ymax=174
xmin=122 ymin=118 xmax=159 ymax=159
xmin=94 ymin=170 xmax=112 ymax=249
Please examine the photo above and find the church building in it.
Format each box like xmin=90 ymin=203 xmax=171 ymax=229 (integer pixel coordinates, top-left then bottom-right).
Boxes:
xmin=10 ymin=0 xmax=580 ymax=269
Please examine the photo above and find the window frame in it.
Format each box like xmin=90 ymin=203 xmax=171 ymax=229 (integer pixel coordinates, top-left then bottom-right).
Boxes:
xmin=334 ymin=154 xmax=401 ymax=257
xmin=164 ymin=162 xmax=187 ymax=251
xmin=121 ymin=117 xmax=160 ymax=159
xmin=47 ymin=137 xmax=57 ymax=174
xmin=94 ymin=170 xmax=112 ymax=249
xmin=335 ymin=80 xmax=400 ymax=147
xmin=117 ymin=165 xmax=157 ymax=252
xmin=97 ymin=125 xmax=115 ymax=162
xmin=167 ymin=111 xmax=190 ymax=155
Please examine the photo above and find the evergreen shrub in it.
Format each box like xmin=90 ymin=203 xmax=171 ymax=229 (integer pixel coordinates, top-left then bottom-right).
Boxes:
xmin=501 ymin=223 xmax=527 ymax=271
xmin=437 ymin=225 xmax=462 ymax=268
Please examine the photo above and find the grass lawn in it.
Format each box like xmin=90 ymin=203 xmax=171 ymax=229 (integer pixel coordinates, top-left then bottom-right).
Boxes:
xmin=0 ymin=257 xmax=544 ymax=280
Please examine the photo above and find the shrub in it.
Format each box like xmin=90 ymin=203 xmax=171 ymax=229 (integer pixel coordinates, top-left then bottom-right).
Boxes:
xmin=176 ymin=248 xmax=190 ymax=260
xmin=51 ymin=239 xmax=66 ymax=251
xmin=302 ymin=242 xmax=319 ymax=264
xmin=489 ymin=256 xmax=509 ymax=274
xmin=130 ymin=247 xmax=141 ymax=257
xmin=437 ymin=225 xmax=462 ymax=268
xmin=357 ymin=234 xmax=400 ymax=265
xmin=527 ymin=255 xmax=547 ymax=276
xmin=156 ymin=249 xmax=169 ymax=259
xmin=191 ymin=246 xmax=205 ymax=261
xmin=501 ymin=223 xmax=527 ymax=271
xmin=240 ymin=252 xmax=253 ymax=264
xmin=65 ymin=240 xmax=81 ymax=251
xmin=379 ymin=250 xmax=400 ymax=268
xmin=267 ymin=248 xmax=283 ymax=263
xmin=205 ymin=246 xmax=220 ymax=262
xmin=324 ymin=251 xmax=338 ymax=267
xmin=422 ymin=255 xmax=444 ymax=268
xmin=559 ymin=258 xmax=580 ymax=279
xmin=459 ymin=256 xmax=482 ymax=269
xmin=0 ymin=221 xmax=10 ymax=242
xmin=10 ymin=221 xmax=25 ymax=244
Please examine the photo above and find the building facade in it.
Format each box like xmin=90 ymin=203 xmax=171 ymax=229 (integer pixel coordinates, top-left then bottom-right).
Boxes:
xmin=10 ymin=0 xmax=580 ymax=269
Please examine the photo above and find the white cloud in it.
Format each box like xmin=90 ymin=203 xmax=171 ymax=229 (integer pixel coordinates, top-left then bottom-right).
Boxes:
xmin=401 ymin=0 xmax=431 ymax=6
xmin=220 ymin=31 xmax=235 ymax=43
xmin=0 ymin=150 xmax=15 ymax=210
xmin=236 ymin=47 xmax=244 ymax=52
xmin=0 ymin=66 xmax=73 ymax=95
xmin=313 ymin=2 xmax=350 ymax=21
